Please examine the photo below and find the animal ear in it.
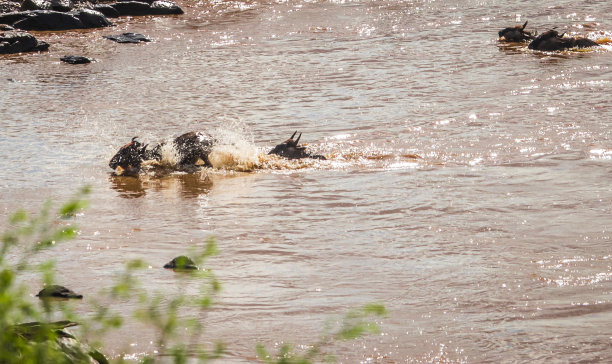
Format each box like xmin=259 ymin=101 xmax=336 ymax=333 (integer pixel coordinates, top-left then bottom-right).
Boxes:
xmin=522 ymin=21 xmax=528 ymax=30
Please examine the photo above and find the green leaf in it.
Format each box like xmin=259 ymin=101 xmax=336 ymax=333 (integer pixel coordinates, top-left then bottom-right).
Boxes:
xmin=9 ymin=210 xmax=27 ymax=224
xmin=362 ymin=303 xmax=387 ymax=317
xmin=59 ymin=200 xmax=89 ymax=219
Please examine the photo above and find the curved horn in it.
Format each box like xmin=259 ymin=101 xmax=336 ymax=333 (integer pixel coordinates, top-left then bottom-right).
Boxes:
xmin=290 ymin=131 xmax=297 ymax=140
xmin=522 ymin=21 xmax=528 ymax=30
xmin=131 ymin=136 xmax=139 ymax=142
xmin=295 ymin=133 xmax=302 ymax=145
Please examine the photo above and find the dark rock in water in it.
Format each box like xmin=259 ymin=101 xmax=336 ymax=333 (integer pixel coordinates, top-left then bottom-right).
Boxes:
xmin=34 ymin=39 xmax=49 ymax=51
xmin=72 ymin=8 xmax=112 ymax=28
xmin=117 ymin=0 xmax=156 ymax=4
xmin=150 ymin=1 xmax=183 ymax=15
xmin=528 ymin=29 xmax=599 ymax=51
xmin=12 ymin=10 xmax=83 ymax=30
xmin=2 ymin=9 xmax=111 ymax=31
xmin=111 ymin=0 xmax=183 ymax=16
xmin=0 ymin=12 xmax=30 ymax=26
xmin=36 ymin=285 xmax=83 ymax=299
xmin=111 ymin=1 xmax=152 ymax=16
xmin=0 ymin=29 xmax=49 ymax=54
xmin=93 ymin=4 xmax=120 ymax=18
xmin=103 ymin=32 xmax=150 ymax=43
xmin=60 ymin=55 xmax=92 ymax=64
xmin=164 ymin=256 xmax=198 ymax=270
xmin=21 ymin=0 xmax=73 ymax=12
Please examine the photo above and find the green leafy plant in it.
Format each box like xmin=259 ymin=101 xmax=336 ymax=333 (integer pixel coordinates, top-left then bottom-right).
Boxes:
xmin=0 ymin=186 xmax=97 ymax=364
xmin=256 ymin=303 xmax=387 ymax=364
xmin=1 ymin=188 xmax=386 ymax=364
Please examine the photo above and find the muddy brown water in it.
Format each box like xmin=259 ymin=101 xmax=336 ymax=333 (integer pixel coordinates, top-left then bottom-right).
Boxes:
xmin=2 ymin=0 xmax=612 ymax=362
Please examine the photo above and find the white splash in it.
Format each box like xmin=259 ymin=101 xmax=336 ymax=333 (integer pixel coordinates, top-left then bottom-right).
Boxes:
xmin=158 ymin=141 xmax=180 ymax=167
xmin=208 ymin=123 xmax=260 ymax=171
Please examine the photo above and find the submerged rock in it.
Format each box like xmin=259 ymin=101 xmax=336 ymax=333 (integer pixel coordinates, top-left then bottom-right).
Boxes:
xmin=36 ymin=285 xmax=83 ymax=299
xmin=103 ymin=32 xmax=151 ymax=43
xmin=164 ymin=256 xmax=198 ymax=270
xmin=60 ymin=55 xmax=92 ymax=64
xmin=0 ymin=29 xmax=49 ymax=54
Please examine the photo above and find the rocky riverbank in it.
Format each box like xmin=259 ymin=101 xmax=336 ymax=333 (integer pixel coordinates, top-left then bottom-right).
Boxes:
xmin=0 ymin=0 xmax=183 ymax=54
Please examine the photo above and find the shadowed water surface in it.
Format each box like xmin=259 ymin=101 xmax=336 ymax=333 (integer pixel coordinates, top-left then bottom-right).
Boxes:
xmin=2 ymin=0 xmax=612 ymax=362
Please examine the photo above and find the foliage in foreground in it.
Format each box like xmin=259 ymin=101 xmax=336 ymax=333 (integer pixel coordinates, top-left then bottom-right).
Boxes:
xmin=256 ymin=303 xmax=387 ymax=364
xmin=0 ymin=187 xmax=386 ymax=363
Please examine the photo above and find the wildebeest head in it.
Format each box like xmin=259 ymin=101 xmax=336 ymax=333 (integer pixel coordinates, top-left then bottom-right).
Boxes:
xmin=268 ymin=131 xmax=326 ymax=160
xmin=109 ymin=137 xmax=148 ymax=175
xmin=498 ymin=21 xmax=534 ymax=42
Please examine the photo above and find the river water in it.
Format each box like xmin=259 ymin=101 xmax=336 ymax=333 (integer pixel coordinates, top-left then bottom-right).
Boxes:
xmin=2 ymin=0 xmax=612 ymax=362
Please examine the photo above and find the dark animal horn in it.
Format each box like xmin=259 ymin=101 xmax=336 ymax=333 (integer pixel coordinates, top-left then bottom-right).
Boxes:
xmin=522 ymin=21 xmax=528 ymax=30
xmin=132 ymin=136 xmax=139 ymax=142
xmin=290 ymin=131 xmax=297 ymax=140
xmin=295 ymin=133 xmax=302 ymax=145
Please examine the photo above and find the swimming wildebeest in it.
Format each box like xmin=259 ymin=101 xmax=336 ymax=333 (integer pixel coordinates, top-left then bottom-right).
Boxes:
xmin=498 ymin=21 xmax=535 ymax=42
xmin=528 ymin=29 xmax=599 ymax=51
xmin=109 ymin=131 xmax=326 ymax=175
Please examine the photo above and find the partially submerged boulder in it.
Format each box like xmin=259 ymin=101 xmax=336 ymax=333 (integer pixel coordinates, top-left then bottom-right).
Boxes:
xmin=150 ymin=1 xmax=183 ymax=15
xmin=92 ymin=4 xmax=120 ymax=18
xmin=0 ymin=9 xmax=111 ymax=31
xmin=164 ymin=256 xmax=198 ymax=270
xmin=103 ymin=32 xmax=150 ymax=43
xmin=60 ymin=55 xmax=92 ymax=63
xmin=111 ymin=0 xmax=183 ymax=16
xmin=1 ymin=9 xmax=111 ymax=30
xmin=36 ymin=285 xmax=83 ymax=299
xmin=21 ymin=0 xmax=74 ymax=12
xmin=75 ymin=8 xmax=113 ymax=28
xmin=0 ymin=27 xmax=49 ymax=54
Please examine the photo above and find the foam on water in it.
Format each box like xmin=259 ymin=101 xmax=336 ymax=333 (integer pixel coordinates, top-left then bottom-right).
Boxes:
xmin=208 ymin=123 xmax=261 ymax=171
